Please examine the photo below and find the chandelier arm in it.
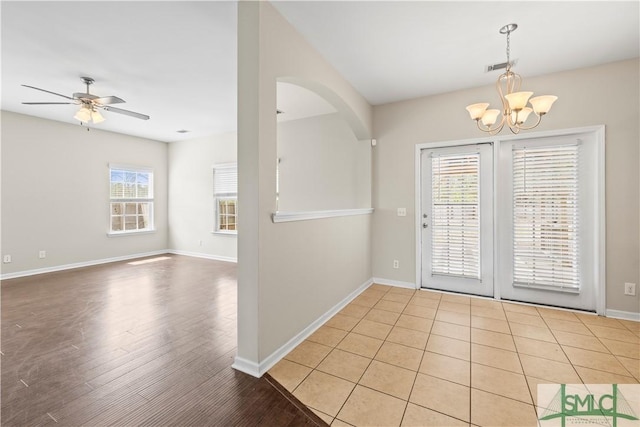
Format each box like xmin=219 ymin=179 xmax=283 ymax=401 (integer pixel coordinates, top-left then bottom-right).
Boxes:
xmin=513 ymin=114 xmax=543 ymax=131
xmin=487 ymin=124 xmax=505 ymax=136
xmin=496 ymin=74 xmax=510 ymax=121
xmin=506 ymin=109 xmax=518 ymax=129
xmin=475 ymin=115 xmax=505 ymax=134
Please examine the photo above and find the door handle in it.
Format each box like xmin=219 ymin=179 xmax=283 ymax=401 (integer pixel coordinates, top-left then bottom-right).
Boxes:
xmin=423 ymin=223 xmax=428 ymax=229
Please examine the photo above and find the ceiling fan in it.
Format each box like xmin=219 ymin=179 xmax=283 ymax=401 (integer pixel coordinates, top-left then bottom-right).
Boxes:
xmin=22 ymin=76 xmax=150 ymax=124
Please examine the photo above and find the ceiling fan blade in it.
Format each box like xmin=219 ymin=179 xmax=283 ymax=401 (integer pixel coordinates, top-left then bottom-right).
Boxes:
xmin=73 ymin=92 xmax=98 ymax=100
xmin=102 ymin=105 xmax=150 ymax=120
xmin=22 ymin=84 xmax=75 ymax=100
xmin=95 ymin=96 xmax=125 ymax=105
xmin=23 ymin=102 xmax=75 ymax=105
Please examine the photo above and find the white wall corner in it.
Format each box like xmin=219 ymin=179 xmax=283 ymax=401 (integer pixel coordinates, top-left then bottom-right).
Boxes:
xmin=605 ymin=309 xmax=640 ymax=322
xmin=246 ymin=277 xmax=374 ymax=377
xmin=372 ymin=277 xmax=417 ymax=290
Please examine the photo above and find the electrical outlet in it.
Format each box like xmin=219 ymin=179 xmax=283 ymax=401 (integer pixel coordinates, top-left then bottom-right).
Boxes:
xmin=39 ymin=250 xmax=46 ymax=259
xmin=624 ymin=283 xmax=636 ymax=296
xmin=397 ymin=208 xmax=407 ymax=217
xmin=393 ymin=260 xmax=399 ymax=269
xmin=3 ymin=255 xmax=11 ymax=264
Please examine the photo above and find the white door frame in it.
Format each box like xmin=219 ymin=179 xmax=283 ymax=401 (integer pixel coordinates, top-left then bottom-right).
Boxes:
xmin=414 ymin=125 xmax=606 ymax=315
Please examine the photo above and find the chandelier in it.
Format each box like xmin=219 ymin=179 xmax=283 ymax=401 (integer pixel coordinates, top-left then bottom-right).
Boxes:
xmin=465 ymin=23 xmax=557 ymax=135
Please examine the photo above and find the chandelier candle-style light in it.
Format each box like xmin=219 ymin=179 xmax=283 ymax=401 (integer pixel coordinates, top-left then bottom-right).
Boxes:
xmin=466 ymin=23 xmax=557 ymax=134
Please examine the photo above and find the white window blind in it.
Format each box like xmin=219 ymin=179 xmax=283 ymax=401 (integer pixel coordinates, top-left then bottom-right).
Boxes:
xmin=431 ymin=153 xmax=480 ymax=279
xmin=213 ymin=164 xmax=238 ymax=233
xmin=213 ymin=164 xmax=237 ymax=196
xmin=512 ymin=145 xmax=580 ymax=291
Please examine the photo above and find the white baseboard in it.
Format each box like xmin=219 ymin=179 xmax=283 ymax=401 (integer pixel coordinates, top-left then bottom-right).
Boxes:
xmin=168 ymin=249 xmax=237 ymax=263
xmin=0 ymin=250 xmax=170 ymax=280
xmin=231 ymin=356 xmax=261 ymax=377
xmin=606 ymin=309 xmax=640 ymax=322
xmin=372 ymin=277 xmax=417 ymax=290
xmin=0 ymin=250 xmax=238 ymax=280
xmin=373 ymin=278 xmax=639 ymax=322
xmin=233 ymin=277 xmax=374 ymax=378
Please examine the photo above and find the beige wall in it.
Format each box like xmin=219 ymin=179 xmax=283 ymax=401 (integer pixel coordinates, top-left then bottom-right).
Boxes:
xmin=237 ymin=1 xmax=373 ymax=367
xmin=372 ymin=58 xmax=640 ymax=314
xmin=277 ymin=113 xmax=371 ymax=211
xmin=168 ymin=132 xmax=237 ymax=260
xmin=1 ymin=111 xmax=168 ymax=274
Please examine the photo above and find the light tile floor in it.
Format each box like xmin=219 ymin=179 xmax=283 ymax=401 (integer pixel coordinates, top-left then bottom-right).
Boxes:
xmin=268 ymin=284 xmax=640 ymax=426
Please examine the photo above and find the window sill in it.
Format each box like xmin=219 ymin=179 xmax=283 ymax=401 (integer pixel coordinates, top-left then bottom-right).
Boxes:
xmin=212 ymin=231 xmax=238 ymax=236
xmin=272 ymin=208 xmax=374 ymax=223
xmin=107 ymin=229 xmax=156 ymax=237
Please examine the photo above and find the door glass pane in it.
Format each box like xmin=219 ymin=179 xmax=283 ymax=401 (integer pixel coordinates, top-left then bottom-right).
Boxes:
xmin=512 ymin=145 xmax=579 ymax=290
xmin=431 ymin=153 xmax=480 ymax=279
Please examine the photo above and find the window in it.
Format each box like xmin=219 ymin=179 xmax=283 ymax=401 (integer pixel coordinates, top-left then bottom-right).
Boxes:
xmin=512 ymin=144 xmax=579 ymax=291
xmin=213 ymin=163 xmax=237 ymax=233
xmin=109 ymin=165 xmax=154 ymax=234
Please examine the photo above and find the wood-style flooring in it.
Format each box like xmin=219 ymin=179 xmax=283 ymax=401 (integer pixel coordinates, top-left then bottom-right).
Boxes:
xmin=1 ymin=255 xmax=325 ymax=426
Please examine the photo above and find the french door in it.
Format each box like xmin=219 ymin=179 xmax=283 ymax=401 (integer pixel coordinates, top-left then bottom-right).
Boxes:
xmin=418 ymin=128 xmax=602 ymax=312
xmin=496 ymin=133 xmax=597 ymax=311
xmin=420 ymin=144 xmax=494 ymax=297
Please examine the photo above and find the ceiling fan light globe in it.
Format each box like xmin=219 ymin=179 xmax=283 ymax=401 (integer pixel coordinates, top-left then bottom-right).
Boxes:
xmin=530 ymin=95 xmax=558 ymax=115
xmin=74 ymin=107 xmax=91 ymax=122
xmin=91 ymin=110 xmax=105 ymax=124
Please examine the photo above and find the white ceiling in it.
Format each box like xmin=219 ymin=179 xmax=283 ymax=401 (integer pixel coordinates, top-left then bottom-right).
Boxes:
xmin=273 ymin=1 xmax=639 ymax=105
xmin=2 ymin=1 xmax=638 ymax=143
xmin=1 ymin=1 xmax=237 ymax=143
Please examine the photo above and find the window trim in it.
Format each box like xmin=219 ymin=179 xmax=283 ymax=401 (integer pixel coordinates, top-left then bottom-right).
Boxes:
xmin=107 ymin=163 xmax=155 ymax=236
xmin=213 ymin=163 xmax=238 ymax=235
